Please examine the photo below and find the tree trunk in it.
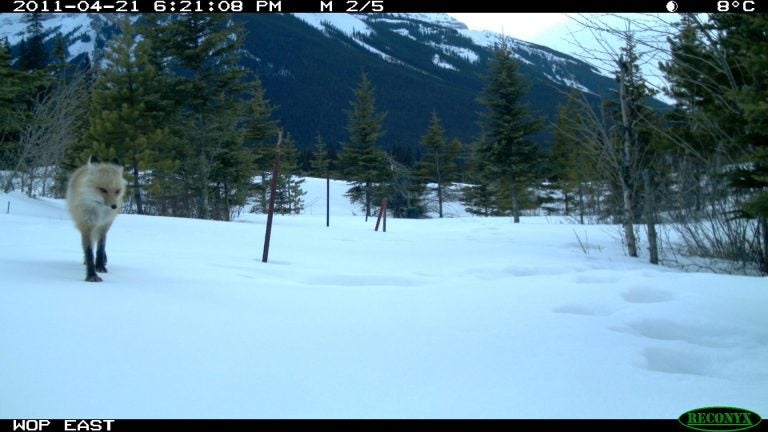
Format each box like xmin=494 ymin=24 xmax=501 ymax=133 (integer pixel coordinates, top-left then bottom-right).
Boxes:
xmin=435 ymin=153 xmax=443 ymax=218
xmin=364 ymin=180 xmax=371 ymax=221
xmin=644 ymin=170 xmax=658 ymax=265
xmin=618 ymin=55 xmax=638 ymax=257
xmin=577 ymin=181 xmax=585 ymax=225
xmin=437 ymin=182 xmax=443 ymax=218
xmin=132 ymin=157 xmax=143 ymax=215
xmin=760 ymin=216 xmax=768 ymax=275
xmin=198 ymin=152 xmax=209 ymax=220
xmin=511 ymin=184 xmax=520 ymax=223
xmin=223 ymin=177 xmax=230 ymax=222
xmin=563 ymin=190 xmax=570 ymax=216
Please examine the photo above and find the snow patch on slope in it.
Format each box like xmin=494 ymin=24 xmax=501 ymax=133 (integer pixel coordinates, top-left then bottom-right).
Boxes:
xmin=432 ymin=54 xmax=457 ymax=71
xmin=294 ymin=13 xmax=373 ymax=37
xmin=430 ymin=43 xmax=479 ymax=63
xmin=0 ymin=13 xmax=95 ymax=60
xmin=295 ymin=13 xmax=398 ymax=62
xmin=392 ymin=28 xmax=415 ymax=40
xmin=387 ymin=13 xmax=468 ymax=30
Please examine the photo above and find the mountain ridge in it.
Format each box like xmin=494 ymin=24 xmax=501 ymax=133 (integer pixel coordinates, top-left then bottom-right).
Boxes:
xmin=0 ymin=12 xmax=622 ymax=153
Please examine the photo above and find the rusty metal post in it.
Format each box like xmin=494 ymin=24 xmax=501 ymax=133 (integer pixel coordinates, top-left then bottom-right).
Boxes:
xmin=262 ymin=128 xmax=283 ymax=263
xmin=375 ymin=197 xmax=387 ymax=232
xmin=382 ymin=198 xmax=387 ymax=232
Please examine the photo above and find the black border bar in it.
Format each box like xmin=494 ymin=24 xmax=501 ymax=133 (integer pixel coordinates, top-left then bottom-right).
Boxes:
xmin=0 ymin=419 xmax=696 ymax=432
xmin=3 ymin=418 xmax=768 ymax=432
xmin=3 ymin=0 xmax=765 ymax=13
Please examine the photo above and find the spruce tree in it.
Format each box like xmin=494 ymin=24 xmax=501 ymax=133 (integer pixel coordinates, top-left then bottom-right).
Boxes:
xmin=0 ymin=41 xmax=32 ymax=176
xmin=244 ymin=80 xmax=279 ymax=214
xmin=549 ymin=96 xmax=595 ymax=223
xmin=273 ymin=133 xmax=306 ymax=215
xmin=309 ymin=133 xmax=333 ymax=178
xmin=416 ymin=111 xmax=459 ymax=218
xmin=712 ymin=14 xmax=768 ymax=271
xmin=475 ymin=37 xmax=541 ymax=223
xmin=309 ymin=133 xmax=336 ymax=178
xmin=338 ymin=71 xmax=388 ymax=219
xmin=657 ymin=13 xmax=768 ymax=272
xmin=85 ymin=16 xmax=172 ymax=215
xmin=244 ymin=77 xmax=278 ymax=148
xmin=46 ymin=34 xmax=67 ymax=78
xmin=658 ymin=16 xmax=716 ymax=215
xmin=146 ymin=14 xmax=252 ymax=219
xmin=461 ymin=136 xmax=506 ymax=216
xmin=18 ymin=13 xmax=48 ymax=72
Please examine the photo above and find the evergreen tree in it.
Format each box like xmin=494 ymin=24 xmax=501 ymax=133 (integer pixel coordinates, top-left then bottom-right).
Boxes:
xmin=244 ymin=80 xmax=280 ymax=214
xmin=461 ymin=136 xmax=508 ymax=216
xmin=244 ymin=77 xmax=278 ymax=147
xmin=475 ymin=37 xmax=541 ymax=223
xmin=84 ymin=16 xmax=173 ymax=215
xmin=1 ymin=37 xmax=59 ymax=193
xmin=658 ymin=16 xmax=716 ymax=215
xmin=415 ymin=111 xmax=459 ymax=218
xmin=273 ymin=133 xmax=306 ymax=215
xmin=657 ymin=13 xmax=768 ymax=272
xmin=549 ymin=95 xmax=596 ymax=223
xmin=250 ymin=132 xmax=306 ymax=215
xmin=309 ymin=133 xmax=333 ymax=178
xmin=146 ymin=14 xmax=253 ymax=219
xmin=18 ymin=13 xmax=48 ymax=72
xmin=384 ymin=155 xmax=424 ymax=218
xmin=711 ymin=14 xmax=768 ymax=272
xmin=0 ymin=41 xmax=31 ymax=175
xmin=209 ymin=113 xmax=253 ymax=221
xmin=48 ymin=33 xmax=71 ymax=78
xmin=338 ymin=71 xmax=389 ymax=219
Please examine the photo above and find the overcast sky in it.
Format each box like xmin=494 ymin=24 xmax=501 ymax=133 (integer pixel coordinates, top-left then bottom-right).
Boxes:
xmin=448 ymin=13 xmax=574 ymax=52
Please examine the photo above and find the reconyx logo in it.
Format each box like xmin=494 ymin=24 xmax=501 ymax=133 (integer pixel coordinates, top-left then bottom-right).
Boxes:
xmin=679 ymin=407 xmax=762 ymax=432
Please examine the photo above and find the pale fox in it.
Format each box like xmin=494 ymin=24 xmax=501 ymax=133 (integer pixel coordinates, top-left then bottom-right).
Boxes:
xmin=66 ymin=157 xmax=127 ymax=282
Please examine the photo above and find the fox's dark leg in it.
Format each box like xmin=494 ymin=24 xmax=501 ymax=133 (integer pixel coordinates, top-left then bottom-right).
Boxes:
xmin=94 ymin=223 xmax=111 ymax=273
xmin=82 ymin=230 xmax=102 ymax=282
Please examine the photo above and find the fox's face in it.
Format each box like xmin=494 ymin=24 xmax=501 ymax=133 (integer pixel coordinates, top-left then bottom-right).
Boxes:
xmin=87 ymin=163 xmax=127 ymax=211
xmin=97 ymin=185 xmax=124 ymax=210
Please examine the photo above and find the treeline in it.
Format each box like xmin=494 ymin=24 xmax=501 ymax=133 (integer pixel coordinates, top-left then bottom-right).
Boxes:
xmin=0 ymin=14 xmax=298 ymax=220
xmin=545 ymin=14 xmax=768 ymax=274
xmin=1 ymin=13 xmax=765 ymax=274
xmin=0 ymin=13 xmax=88 ymax=198
xmin=320 ymin=14 xmax=768 ymax=274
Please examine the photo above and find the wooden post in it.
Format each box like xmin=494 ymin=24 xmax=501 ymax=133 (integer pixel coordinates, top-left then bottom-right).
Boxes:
xmin=382 ymin=198 xmax=387 ymax=232
xmin=375 ymin=197 xmax=387 ymax=232
xmin=326 ymin=169 xmax=330 ymax=228
xmin=262 ymin=128 xmax=283 ymax=263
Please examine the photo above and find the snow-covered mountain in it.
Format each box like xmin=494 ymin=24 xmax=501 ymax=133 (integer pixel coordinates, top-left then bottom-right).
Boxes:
xmin=0 ymin=12 xmax=620 ymax=150
xmin=292 ymin=13 xmax=595 ymax=90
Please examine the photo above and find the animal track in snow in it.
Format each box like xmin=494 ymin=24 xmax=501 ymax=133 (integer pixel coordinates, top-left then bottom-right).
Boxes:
xmin=303 ymin=274 xmax=423 ymax=288
xmin=642 ymin=347 xmax=712 ymax=375
xmin=572 ymin=273 xmax=621 ymax=284
xmin=619 ymin=318 xmax=745 ymax=348
xmin=553 ymin=303 xmax=613 ymax=316
xmin=621 ymin=286 xmax=674 ymax=304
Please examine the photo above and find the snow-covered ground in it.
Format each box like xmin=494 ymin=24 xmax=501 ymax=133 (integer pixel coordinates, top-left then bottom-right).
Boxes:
xmin=1 ymin=178 xmax=766 ymax=419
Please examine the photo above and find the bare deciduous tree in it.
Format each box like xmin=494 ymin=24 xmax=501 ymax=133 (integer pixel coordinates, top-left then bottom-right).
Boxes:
xmin=5 ymin=72 xmax=91 ymax=197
